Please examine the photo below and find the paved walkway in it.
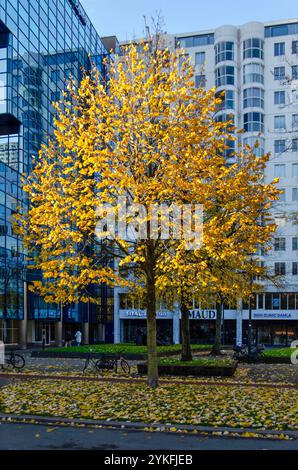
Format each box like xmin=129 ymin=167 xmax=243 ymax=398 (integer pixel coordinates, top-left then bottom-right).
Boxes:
xmin=1 ymin=351 xmax=297 ymax=387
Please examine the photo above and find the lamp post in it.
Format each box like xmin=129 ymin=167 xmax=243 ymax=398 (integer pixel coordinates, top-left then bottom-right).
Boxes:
xmin=247 ymin=294 xmax=252 ymax=358
xmin=247 ymin=259 xmax=254 ymax=359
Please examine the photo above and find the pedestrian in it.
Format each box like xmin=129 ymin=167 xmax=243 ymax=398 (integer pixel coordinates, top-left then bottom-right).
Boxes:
xmin=74 ymin=330 xmax=82 ymax=347
xmin=65 ymin=330 xmax=72 ymax=348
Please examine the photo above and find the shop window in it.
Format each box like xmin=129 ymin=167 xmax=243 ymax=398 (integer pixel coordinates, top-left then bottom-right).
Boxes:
xmin=272 ymin=293 xmax=280 ymax=310
xmin=265 ymin=293 xmax=272 ymax=309
xmin=272 ymin=326 xmax=287 ymax=345
xmin=281 ymin=293 xmax=288 ymax=309
xmin=258 ymin=294 xmax=263 ymax=309
xmin=288 ymin=293 xmax=295 ymax=309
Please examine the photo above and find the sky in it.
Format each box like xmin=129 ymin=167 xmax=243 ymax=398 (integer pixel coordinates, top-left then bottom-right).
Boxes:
xmin=81 ymin=0 xmax=298 ymax=41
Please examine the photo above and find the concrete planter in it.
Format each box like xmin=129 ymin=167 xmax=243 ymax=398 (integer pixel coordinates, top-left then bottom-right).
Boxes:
xmin=137 ymin=362 xmax=238 ymax=377
xmin=261 ymin=356 xmax=291 ymax=364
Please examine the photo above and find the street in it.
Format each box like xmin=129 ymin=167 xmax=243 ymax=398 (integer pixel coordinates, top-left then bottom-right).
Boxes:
xmin=0 ymin=422 xmax=297 ymax=450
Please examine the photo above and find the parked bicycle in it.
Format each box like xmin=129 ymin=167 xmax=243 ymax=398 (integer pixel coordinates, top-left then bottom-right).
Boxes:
xmin=233 ymin=344 xmax=265 ymax=363
xmin=83 ymin=351 xmax=130 ymax=375
xmin=1 ymin=350 xmax=25 ymax=370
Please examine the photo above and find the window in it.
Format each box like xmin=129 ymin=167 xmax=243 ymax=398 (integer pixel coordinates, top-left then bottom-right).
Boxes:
xmin=274 ymin=115 xmax=286 ymax=130
xmin=274 ymin=91 xmax=285 ymax=105
xmin=275 ymin=262 xmax=286 ymax=275
xmin=293 ymin=262 xmax=298 ymax=275
xmin=274 ymin=140 xmax=286 ymax=154
xmin=195 ymin=75 xmax=206 ymax=88
xmin=274 ymin=67 xmax=285 ymax=80
xmin=279 ymin=188 xmax=286 ymax=202
xmin=215 ymin=89 xmax=234 ymax=110
xmin=50 ymin=69 xmax=60 ymax=82
xmin=265 ymin=22 xmax=298 ymax=37
xmin=215 ymin=42 xmax=234 ymax=64
xmin=243 ymin=63 xmax=264 ymax=84
xmin=293 ymin=41 xmax=298 ymax=54
xmin=179 ymin=53 xmax=189 ymax=66
xmin=51 ymin=91 xmax=60 ymax=102
xmin=243 ymin=112 xmax=264 ymax=132
xmin=292 ymin=237 xmax=298 ymax=250
xmin=293 ymin=139 xmax=298 ymax=151
xmin=274 ymin=164 xmax=286 ymax=177
xmin=195 ymin=52 xmax=206 ymax=65
xmin=177 ymin=34 xmax=214 ymax=48
xmin=274 ymin=237 xmax=286 ymax=251
xmin=243 ymin=38 xmax=264 ymax=59
xmin=292 ymin=114 xmax=298 ymax=129
xmin=243 ymin=136 xmax=265 ymax=156
xmin=215 ymin=65 xmax=235 ymax=87
xmin=243 ymin=88 xmax=264 ymax=108
xmin=274 ymin=42 xmax=285 ymax=56
xmin=292 ymin=65 xmax=298 ymax=80
xmin=292 ymin=188 xmax=298 ymax=201
xmin=292 ymin=163 xmax=298 ymax=177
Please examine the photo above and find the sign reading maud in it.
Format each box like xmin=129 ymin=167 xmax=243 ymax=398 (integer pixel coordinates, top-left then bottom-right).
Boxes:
xmin=189 ymin=309 xmax=216 ymax=320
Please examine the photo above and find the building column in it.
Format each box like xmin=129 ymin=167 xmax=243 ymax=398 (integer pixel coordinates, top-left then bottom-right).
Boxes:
xmin=55 ymin=303 xmax=63 ymax=347
xmin=19 ymin=281 xmax=28 ymax=350
xmin=236 ymin=298 xmax=243 ymax=346
xmin=114 ymin=288 xmax=121 ymax=344
xmin=173 ymin=305 xmax=180 ymax=344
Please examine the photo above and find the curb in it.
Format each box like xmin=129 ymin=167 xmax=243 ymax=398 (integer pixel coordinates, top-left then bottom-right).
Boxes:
xmin=0 ymin=413 xmax=296 ymax=440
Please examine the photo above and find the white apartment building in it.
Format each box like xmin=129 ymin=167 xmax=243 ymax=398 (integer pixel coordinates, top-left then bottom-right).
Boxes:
xmin=114 ymin=19 xmax=298 ymax=347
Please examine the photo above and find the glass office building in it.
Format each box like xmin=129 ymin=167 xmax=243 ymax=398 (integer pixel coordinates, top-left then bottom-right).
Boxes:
xmin=0 ymin=0 xmax=114 ymax=346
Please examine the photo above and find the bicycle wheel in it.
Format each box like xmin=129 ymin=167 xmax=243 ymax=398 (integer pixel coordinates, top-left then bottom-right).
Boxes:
xmin=11 ymin=354 xmax=25 ymax=370
xmin=83 ymin=358 xmax=91 ymax=373
xmin=1 ymin=356 xmax=13 ymax=370
xmin=120 ymin=359 xmax=130 ymax=374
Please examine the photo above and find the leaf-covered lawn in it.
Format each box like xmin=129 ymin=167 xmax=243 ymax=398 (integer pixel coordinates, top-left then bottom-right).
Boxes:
xmin=49 ymin=343 xmax=211 ymax=354
xmin=0 ymin=380 xmax=297 ymax=431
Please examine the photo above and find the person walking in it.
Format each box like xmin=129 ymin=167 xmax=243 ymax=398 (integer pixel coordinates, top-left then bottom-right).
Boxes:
xmin=74 ymin=330 xmax=82 ymax=347
xmin=65 ymin=330 xmax=72 ymax=348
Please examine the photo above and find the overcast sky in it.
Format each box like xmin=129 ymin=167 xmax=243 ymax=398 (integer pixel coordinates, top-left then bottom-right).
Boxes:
xmin=81 ymin=0 xmax=298 ymax=41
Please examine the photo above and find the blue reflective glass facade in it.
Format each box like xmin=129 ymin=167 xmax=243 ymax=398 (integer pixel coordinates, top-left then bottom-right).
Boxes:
xmin=0 ymin=0 xmax=108 ymax=330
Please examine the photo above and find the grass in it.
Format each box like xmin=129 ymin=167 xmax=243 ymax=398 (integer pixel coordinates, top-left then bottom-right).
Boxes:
xmin=159 ymin=357 xmax=235 ymax=367
xmin=264 ymin=348 xmax=293 ymax=358
xmin=48 ymin=343 xmax=212 ymax=354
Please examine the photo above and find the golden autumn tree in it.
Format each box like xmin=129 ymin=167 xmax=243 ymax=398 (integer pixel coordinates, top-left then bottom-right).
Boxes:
xmin=15 ymin=34 xmax=280 ymax=387
xmin=157 ymin=136 xmax=281 ymax=358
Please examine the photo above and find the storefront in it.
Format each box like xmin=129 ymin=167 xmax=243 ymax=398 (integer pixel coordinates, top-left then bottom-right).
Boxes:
xmin=119 ymin=309 xmax=175 ymax=343
xmin=114 ymin=297 xmax=298 ymax=346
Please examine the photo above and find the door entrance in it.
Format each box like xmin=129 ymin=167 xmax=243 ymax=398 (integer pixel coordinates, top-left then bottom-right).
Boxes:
xmin=34 ymin=322 xmax=55 ymax=345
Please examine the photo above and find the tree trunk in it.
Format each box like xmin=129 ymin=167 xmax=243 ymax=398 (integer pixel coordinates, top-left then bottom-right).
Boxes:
xmin=181 ymin=299 xmax=192 ymax=362
xmin=210 ymin=301 xmax=223 ymax=356
xmin=146 ymin=276 xmax=159 ymax=388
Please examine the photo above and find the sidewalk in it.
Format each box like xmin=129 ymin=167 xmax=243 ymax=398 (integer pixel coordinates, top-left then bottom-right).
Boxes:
xmin=0 ymin=412 xmax=297 ymax=441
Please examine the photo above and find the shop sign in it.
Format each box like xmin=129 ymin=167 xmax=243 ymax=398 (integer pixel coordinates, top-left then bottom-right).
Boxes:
xmin=189 ymin=309 xmax=216 ymax=320
xmin=119 ymin=309 xmax=174 ymax=319
xmin=252 ymin=312 xmax=297 ymax=320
